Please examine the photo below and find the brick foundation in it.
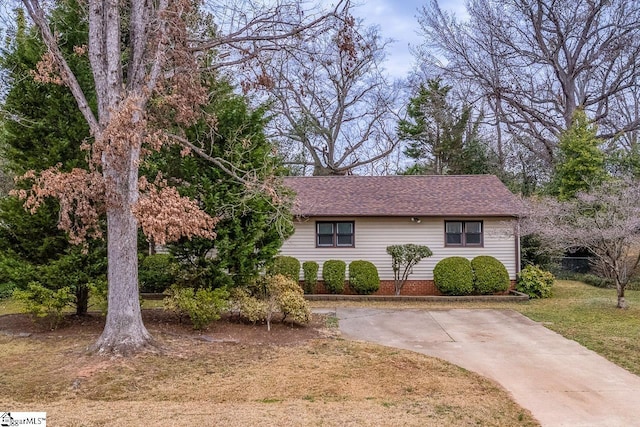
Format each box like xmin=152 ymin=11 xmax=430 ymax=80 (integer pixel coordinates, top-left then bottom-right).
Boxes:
xmin=307 ymin=279 xmax=516 ymax=296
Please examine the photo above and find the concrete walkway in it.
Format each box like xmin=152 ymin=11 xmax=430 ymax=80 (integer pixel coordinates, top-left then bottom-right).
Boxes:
xmin=333 ymin=308 xmax=640 ymax=427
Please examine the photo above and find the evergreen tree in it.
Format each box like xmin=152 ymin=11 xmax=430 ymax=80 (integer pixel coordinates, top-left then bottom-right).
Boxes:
xmin=550 ymin=109 xmax=607 ymax=200
xmin=0 ymin=3 xmax=106 ymax=312
xmin=398 ymin=79 xmax=492 ymax=175
xmin=148 ymin=80 xmax=293 ymax=288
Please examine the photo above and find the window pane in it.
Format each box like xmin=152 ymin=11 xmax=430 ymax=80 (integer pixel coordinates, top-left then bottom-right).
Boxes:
xmin=337 ymin=234 xmax=353 ymax=246
xmin=446 ymin=233 xmax=462 ymax=244
xmin=466 ymin=222 xmax=482 ymax=233
xmin=465 ymin=233 xmax=482 ymax=245
xmin=318 ymin=223 xmax=333 ymax=234
xmin=337 ymin=222 xmax=353 ymax=234
xmin=446 ymin=222 xmax=462 ymax=233
xmin=318 ymin=235 xmax=334 ymax=246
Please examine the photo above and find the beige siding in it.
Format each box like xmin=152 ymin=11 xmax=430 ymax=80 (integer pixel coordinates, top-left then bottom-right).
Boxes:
xmin=279 ymin=217 xmax=518 ymax=280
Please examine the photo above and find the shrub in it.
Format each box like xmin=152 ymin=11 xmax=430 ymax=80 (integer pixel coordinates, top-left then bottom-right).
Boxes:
xmin=229 ymin=287 xmax=268 ymax=323
xmin=322 ymin=260 xmax=346 ymax=294
xmin=268 ymin=256 xmax=301 ymax=282
xmin=164 ymin=285 xmax=229 ymax=330
xmin=88 ymin=279 xmax=109 ymax=315
xmin=386 ymin=244 xmax=433 ymax=295
xmin=433 ymin=257 xmax=474 ymax=295
xmin=348 ymin=260 xmax=380 ymax=295
xmin=516 ymin=265 xmax=554 ymax=298
xmin=267 ymin=275 xmax=310 ymax=326
xmin=302 ymin=261 xmax=319 ymax=294
xmin=471 ymin=256 xmax=510 ymax=294
xmin=12 ymin=282 xmax=74 ymax=329
xmin=230 ymin=274 xmax=310 ymax=330
xmin=139 ymin=253 xmax=178 ymax=293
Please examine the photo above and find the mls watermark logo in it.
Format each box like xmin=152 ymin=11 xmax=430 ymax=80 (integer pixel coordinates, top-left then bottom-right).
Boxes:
xmin=1 ymin=412 xmax=46 ymax=426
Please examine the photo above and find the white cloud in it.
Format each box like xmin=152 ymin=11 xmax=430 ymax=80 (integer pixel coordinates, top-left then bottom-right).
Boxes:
xmin=347 ymin=0 xmax=467 ymax=79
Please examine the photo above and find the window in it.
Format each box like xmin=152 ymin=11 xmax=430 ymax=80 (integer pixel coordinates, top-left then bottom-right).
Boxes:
xmin=445 ymin=221 xmax=483 ymax=247
xmin=317 ymin=221 xmax=354 ymax=247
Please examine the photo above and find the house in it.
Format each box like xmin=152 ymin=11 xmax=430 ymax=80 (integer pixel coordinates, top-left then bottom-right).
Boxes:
xmin=280 ymin=175 xmax=522 ymax=295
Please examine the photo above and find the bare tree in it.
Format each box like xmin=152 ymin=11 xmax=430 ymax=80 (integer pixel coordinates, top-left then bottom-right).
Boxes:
xmin=16 ymin=0 xmax=345 ymax=355
xmin=524 ymin=179 xmax=640 ymax=308
xmin=418 ymin=0 xmax=640 ymax=167
xmin=266 ymin=15 xmax=401 ymax=175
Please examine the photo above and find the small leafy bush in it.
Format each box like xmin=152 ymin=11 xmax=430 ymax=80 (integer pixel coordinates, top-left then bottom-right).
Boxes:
xmin=433 ymin=257 xmax=474 ymax=295
xmin=164 ymin=285 xmax=229 ymax=330
xmin=348 ymin=260 xmax=380 ymax=295
xmin=139 ymin=253 xmax=178 ymax=293
xmin=88 ymin=279 xmax=109 ymax=315
xmin=322 ymin=260 xmax=346 ymax=294
xmin=516 ymin=265 xmax=554 ymax=298
xmin=13 ymin=282 xmax=74 ymax=329
xmin=269 ymin=275 xmax=310 ymax=326
xmin=268 ymin=256 xmax=301 ymax=282
xmin=386 ymin=244 xmax=433 ymax=295
xmin=302 ymin=261 xmax=319 ymax=294
xmin=230 ymin=274 xmax=310 ymax=330
xmin=230 ymin=287 xmax=268 ymax=323
xmin=471 ymin=256 xmax=510 ymax=294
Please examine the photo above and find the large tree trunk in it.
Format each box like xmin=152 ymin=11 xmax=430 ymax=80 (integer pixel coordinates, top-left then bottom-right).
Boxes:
xmin=91 ymin=148 xmax=153 ymax=355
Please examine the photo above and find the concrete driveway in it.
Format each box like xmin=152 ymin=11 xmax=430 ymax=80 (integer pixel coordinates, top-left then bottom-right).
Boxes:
xmin=333 ymin=308 xmax=640 ymax=427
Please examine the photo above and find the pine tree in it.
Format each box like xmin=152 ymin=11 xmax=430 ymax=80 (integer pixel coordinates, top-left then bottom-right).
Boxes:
xmin=398 ymin=79 xmax=492 ymax=175
xmin=550 ymin=109 xmax=607 ymax=200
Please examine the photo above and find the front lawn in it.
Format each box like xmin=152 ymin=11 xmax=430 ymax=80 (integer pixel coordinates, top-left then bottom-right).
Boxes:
xmin=0 ymin=307 xmax=536 ymax=426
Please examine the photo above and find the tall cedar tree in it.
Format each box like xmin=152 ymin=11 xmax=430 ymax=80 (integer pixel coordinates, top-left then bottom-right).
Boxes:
xmin=0 ymin=5 xmax=106 ymax=313
xmin=148 ymin=80 xmax=293 ymax=288
xmin=550 ymin=109 xmax=607 ymax=200
xmin=398 ymin=79 xmax=491 ymax=175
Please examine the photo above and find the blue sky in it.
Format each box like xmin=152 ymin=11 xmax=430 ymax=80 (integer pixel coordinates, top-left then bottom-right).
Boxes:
xmin=347 ymin=0 xmax=467 ymax=79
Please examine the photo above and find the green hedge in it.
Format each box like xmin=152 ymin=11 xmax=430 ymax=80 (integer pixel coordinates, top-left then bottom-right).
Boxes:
xmin=433 ymin=257 xmax=474 ymax=295
xmin=348 ymin=260 xmax=380 ymax=295
xmin=268 ymin=256 xmax=301 ymax=282
xmin=302 ymin=261 xmax=319 ymax=294
xmin=323 ymin=260 xmax=346 ymax=294
xmin=471 ymin=256 xmax=510 ymax=294
xmin=517 ymin=265 xmax=554 ymax=298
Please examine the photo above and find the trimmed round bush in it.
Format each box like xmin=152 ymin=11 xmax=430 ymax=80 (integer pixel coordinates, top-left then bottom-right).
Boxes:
xmin=348 ymin=260 xmax=380 ymax=295
xmin=517 ymin=265 xmax=554 ymax=298
xmin=322 ymin=260 xmax=346 ymax=294
xmin=433 ymin=257 xmax=474 ymax=295
xmin=471 ymin=256 xmax=510 ymax=294
xmin=302 ymin=261 xmax=319 ymax=294
xmin=268 ymin=256 xmax=301 ymax=282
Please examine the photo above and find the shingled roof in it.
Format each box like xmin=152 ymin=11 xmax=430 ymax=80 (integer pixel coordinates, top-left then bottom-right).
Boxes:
xmin=283 ymin=175 xmax=521 ymax=217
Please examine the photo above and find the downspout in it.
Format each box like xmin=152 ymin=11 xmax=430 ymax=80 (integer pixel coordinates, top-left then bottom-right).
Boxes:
xmin=515 ymin=218 xmax=521 ymax=276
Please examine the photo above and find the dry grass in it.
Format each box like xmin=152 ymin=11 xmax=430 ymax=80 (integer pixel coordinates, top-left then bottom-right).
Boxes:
xmin=0 ymin=328 xmax=536 ymax=426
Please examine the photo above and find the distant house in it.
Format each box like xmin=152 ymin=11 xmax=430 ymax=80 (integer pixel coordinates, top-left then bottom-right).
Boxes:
xmin=280 ymin=175 xmax=522 ymax=295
